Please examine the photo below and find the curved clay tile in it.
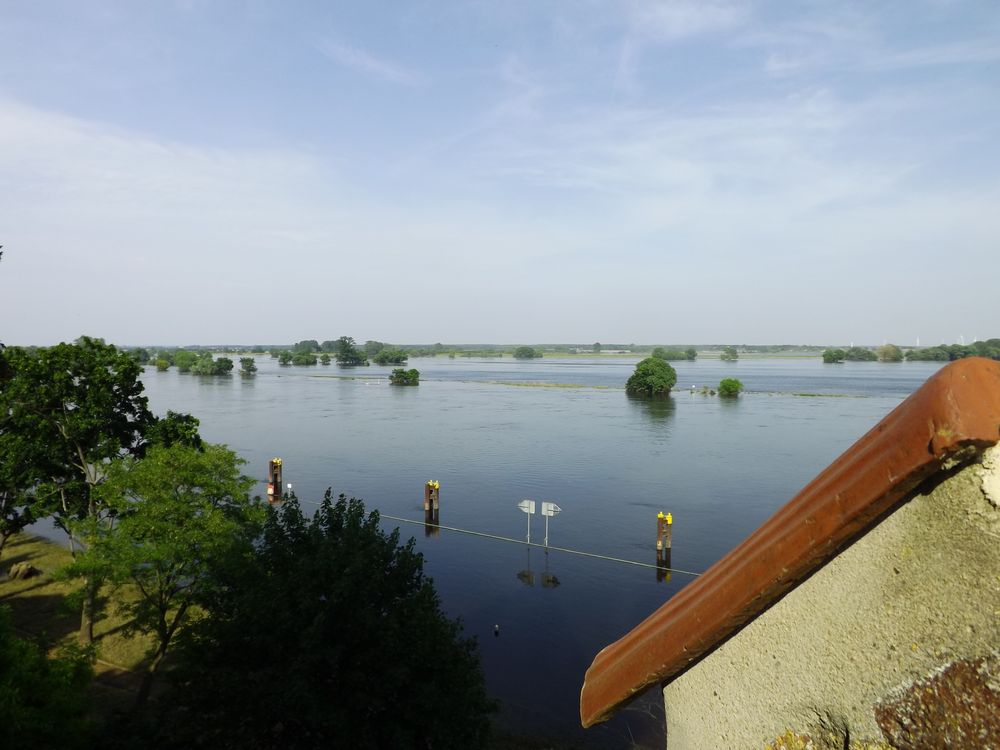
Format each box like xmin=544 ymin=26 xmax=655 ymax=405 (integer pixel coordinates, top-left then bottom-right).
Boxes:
xmin=580 ymin=357 xmax=1000 ymax=728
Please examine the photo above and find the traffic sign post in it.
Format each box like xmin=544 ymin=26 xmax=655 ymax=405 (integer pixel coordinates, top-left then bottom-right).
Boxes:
xmin=517 ymin=499 xmax=536 ymax=543
xmin=540 ymin=502 xmax=561 ymax=547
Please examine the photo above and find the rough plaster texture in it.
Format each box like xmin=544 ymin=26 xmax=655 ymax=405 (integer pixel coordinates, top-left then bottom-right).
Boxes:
xmin=663 ymin=446 xmax=1000 ymax=749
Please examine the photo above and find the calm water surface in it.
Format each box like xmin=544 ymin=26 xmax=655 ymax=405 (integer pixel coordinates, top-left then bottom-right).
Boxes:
xmin=135 ymin=357 xmax=942 ymax=747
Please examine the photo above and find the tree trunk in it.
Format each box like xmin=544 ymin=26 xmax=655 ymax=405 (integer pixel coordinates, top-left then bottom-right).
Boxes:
xmin=133 ymin=640 xmax=169 ymax=711
xmin=78 ymin=576 xmax=98 ymax=644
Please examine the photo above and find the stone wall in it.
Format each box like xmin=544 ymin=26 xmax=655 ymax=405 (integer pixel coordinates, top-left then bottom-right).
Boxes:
xmin=663 ymin=446 xmax=1000 ymax=749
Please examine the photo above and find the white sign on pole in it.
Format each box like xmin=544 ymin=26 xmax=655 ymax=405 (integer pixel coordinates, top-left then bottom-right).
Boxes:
xmin=517 ymin=499 xmax=535 ymax=543
xmin=540 ymin=501 xmax=561 ymax=547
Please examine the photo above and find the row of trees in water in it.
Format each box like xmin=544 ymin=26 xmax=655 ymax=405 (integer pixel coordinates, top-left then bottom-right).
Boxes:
xmin=0 ymin=338 xmax=488 ymax=747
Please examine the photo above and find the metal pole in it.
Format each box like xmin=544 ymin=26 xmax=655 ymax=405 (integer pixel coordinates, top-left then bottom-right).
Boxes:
xmin=544 ymin=514 xmax=549 ymax=547
xmin=527 ymin=511 xmax=531 ymax=544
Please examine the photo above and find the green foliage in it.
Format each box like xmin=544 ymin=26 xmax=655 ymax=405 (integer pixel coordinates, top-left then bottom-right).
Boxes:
xmin=335 ymin=336 xmax=369 ymax=366
xmin=292 ymin=339 xmax=320 ymax=354
xmin=73 ymin=444 xmax=261 ymax=706
xmin=685 ymin=347 xmax=697 ymax=360
xmin=145 ymin=410 xmax=203 ymax=451
xmin=291 ymin=351 xmax=317 ymax=366
xmin=389 ymin=368 xmax=420 ymax=385
xmin=190 ymin=353 xmax=233 ymax=376
xmin=822 ymin=348 xmax=846 ymax=364
xmin=0 ymin=606 xmax=94 ymax=749
xmin=625 ymin=357 xmax=677 ymax=397
xmin=161 ymin=493 xmax=493 ymax=749
xmin=129 ymin=347 xmax=151 ymax=365
xmin=364 ymin=340 xmax=386 ymax=356
xmin=513 ymin=346 xmax=543 ymax=359
xmin=173 ymin=350 xmax=198 ymax=372
xmin=652 ymin=347 xmax=695 ymax=361
xmin=154 ymin=358 xmax=170 ymax=371
xmin=373 ymin=347 xmax=408 ymax=365
xmin=239 ymin=356 xmax=257 ymax=376
xmin=906 ymin=339 xmax=1000 ymax=361
xmin=320 ymin=353 xmax=331 ymax=365
xmin=844 ymin=346 xmax=877 ymax=361
xmin=592 ymin=342 xmax=601 ymax=353
xmin=876 ymin=343 xmax=903 ymax=362
xmin=718 ymin=378 xmax=744 ymax=397
xmin=719 ymin=346 xmax=739 ymax=361
xmin=278 ymin=351 xmax=293 ymax=366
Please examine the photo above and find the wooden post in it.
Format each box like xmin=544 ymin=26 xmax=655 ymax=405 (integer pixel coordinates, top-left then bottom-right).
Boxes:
xmin=656 ymin=548 xmax=672 ymax=583
xmin=424 ymin=480 xmax=440 ymax=537
xmin=656 ymin=511 xmax=673 ymax=550
xmin=267 ymin=458 xmax=283 ymax=504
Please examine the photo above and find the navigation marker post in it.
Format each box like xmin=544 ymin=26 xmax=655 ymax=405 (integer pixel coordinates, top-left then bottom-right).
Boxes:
xmin=540 ymin=501 xmax=561 ymax=548
xmin=517 ymin=499 xmax=536 ymax=543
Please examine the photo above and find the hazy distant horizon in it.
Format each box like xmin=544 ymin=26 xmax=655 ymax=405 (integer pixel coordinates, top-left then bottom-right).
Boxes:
xmin=1 ymin=2 xmax=997 ymax=345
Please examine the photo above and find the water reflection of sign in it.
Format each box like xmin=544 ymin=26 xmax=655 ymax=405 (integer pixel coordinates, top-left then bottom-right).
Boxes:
xmin=517 ymin=499 xmax=536 ymax=543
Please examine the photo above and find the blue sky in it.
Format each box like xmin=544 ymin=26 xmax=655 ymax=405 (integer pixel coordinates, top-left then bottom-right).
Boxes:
xmin=1 ymin=0 xmax=998 ymax=345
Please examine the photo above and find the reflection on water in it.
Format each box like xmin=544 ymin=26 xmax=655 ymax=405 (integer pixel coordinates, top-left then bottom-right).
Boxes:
xmin=122 ymin=356 xmax=943 ymax=748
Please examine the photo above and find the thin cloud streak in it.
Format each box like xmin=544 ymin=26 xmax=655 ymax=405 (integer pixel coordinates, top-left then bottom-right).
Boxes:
xmin=315 ymin=37 xmax=424 ymax=85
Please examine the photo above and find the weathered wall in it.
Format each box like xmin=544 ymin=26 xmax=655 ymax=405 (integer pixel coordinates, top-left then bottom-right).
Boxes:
xmin=663 ymin=445 xmax=1000 ymax=749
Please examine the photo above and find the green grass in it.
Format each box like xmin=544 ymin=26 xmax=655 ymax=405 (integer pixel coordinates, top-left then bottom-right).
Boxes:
xmin=491 ymin=381 xmax=615 ymax=390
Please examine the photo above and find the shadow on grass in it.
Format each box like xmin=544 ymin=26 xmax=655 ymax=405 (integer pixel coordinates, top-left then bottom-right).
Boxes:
xmin=1 ymin=592 xmax=79 ymax=644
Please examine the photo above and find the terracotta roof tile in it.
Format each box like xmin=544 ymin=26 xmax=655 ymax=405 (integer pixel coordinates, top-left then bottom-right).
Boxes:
xmin=580 ymin=357 xmax=1000 ymax=728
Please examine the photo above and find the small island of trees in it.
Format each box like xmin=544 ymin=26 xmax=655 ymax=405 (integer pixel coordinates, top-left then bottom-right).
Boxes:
xmin=389 ymin=368 xmax=420 ymax=385
xmin=626 ymin=357 xmax=677 ymax=398
xmin=513 ymin=346 xmax=543 ymax=359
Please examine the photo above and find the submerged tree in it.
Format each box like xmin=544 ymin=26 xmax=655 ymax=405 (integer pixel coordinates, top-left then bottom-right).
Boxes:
xmin=335 ymin=336 xmax=369 ymax=366
xmin=625 ymin=357 xmax=677 ymax=397
xmin=389 ymin=368 xmax=419 ymax=385
xmin=718 ymin=378 xmax=744 ymax=397
xmin=160 ymin=493 xmax=493 ymax=749
xmin=239 ymin=357 xmax=257 ymax=376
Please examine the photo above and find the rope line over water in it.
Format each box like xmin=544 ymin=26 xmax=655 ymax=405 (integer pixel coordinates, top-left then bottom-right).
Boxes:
xmin=377 ymin=513 xmax=702 ymax=577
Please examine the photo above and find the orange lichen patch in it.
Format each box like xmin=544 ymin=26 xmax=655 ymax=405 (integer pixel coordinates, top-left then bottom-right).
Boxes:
xmin=580 ymin=358 xmax=1000 ymax=728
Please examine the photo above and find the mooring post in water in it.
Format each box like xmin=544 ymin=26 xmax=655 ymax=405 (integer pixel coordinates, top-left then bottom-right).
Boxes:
xmin=424 ymin=480 xmax=440 ymax=536
xmin=267 ymin=458 xmax=283 ymax=504
xmin=656 ymin=511 xmax=672 ymax=551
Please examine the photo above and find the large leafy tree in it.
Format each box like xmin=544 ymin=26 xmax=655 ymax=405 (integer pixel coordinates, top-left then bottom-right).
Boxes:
xmin=160 ymin=493 xmax=493 ymax=749
xmin=73 ymin=444 xmax=261 ymax=707
xmin=335 ymin=336 xmax=368 ymax=366
xmin=625 ymin=357 xmax=677 ymax=397
xmin=0 ymin=338 xmax=155 ymax=642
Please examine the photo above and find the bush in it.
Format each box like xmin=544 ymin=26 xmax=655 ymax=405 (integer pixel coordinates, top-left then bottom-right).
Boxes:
xmin=822 ymin=348 xmax=846 ymax=364
xmin=389 ymin=368 xmax=419 ymax=385
xmin=513 ymin=346 xmax=542 ymax=359
xmin=718 ymin=378 xmax=743 ymax=397
xmin=625 ymin=357 xmax=677 ymax=397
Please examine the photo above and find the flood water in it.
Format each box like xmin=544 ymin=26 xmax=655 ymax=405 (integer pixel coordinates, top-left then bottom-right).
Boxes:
xmin=133 ymin=356 xmax=942 ymax=747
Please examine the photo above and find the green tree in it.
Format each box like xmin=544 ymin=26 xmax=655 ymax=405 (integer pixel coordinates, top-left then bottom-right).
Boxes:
xmin=625 ymin=357 xmax=677 ymax=397
xmin=651 ymin=347 xmax=689 ymax=361
xmin=0 ymin=338 xmax=154 ymax=642
xmin=191 ymin=353 xmax=233 ymax=376
xmin=239 ymin=357 xmax=257 ymax=376
xmin=320 ymin=353 xmax=331 ymax=365
xmin=364 ymin=340 xmax=386 ymax=356
xmin=373 ymin=347 xmax=407 ymax=365
xmin=845 ymin=347 xmax=877 ymax=361
xmin=161 ymin=494 xmax=493 ymax=749
xmin=291 ymin=352 xmax=317 ymax=366
xmin=293 ymin=339 xmax=320 ymax=354
xmin=877 ymin=343 xmax=903 ymax=362
xmin=389 ymin=368 xmax=420 ymax=385
xmin=72 ymin=444 xmax=261 ymax=708
xmin=719 ymin=346 xmax=739 ymax=362
xmin=592 ymin=342 xmax=601 ymax=353
xmin=145 ymin=410 xmax=203 ymax=451
xmin=718 ymin=378 xmax=744 ymax=397
xmin=335 ymin=336 xmax=369 ymax=366
xmin=173 ymin=350 xmax=198 ymax=372
xmin=822 ymin=348 xmax=846 ymax=364
xmin=685 ymin=347 xmax=697 ymax=360
xmin=154 ymin=358 xmax=170 ymax=372
xmin=0 ymin=606 xmax=94 ymax=749
xmin=513 ymin=346 xmax=542 ymax=359
xmin=278 ymin=351 xmax=293 ymax=366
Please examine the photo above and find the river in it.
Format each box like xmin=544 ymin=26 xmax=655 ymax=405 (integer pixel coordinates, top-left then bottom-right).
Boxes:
xmin=118 ymin=356 xmax=950 ymax=746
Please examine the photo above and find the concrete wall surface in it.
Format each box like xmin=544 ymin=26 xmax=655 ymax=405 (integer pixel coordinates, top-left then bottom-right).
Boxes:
xmin=663 ymin=445 xmax=1000 ymax=749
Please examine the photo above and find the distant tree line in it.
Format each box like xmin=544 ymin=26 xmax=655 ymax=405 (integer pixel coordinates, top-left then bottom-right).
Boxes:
xmin=905 ymin=339 xmax=1000 ymax=361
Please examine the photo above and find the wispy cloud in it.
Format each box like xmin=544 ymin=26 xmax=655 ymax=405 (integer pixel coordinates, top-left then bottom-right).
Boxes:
xmin=316 ymin=38 xmax=424 ymax=85
xmin=626 ymin=0 xmax=749 ymax=41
